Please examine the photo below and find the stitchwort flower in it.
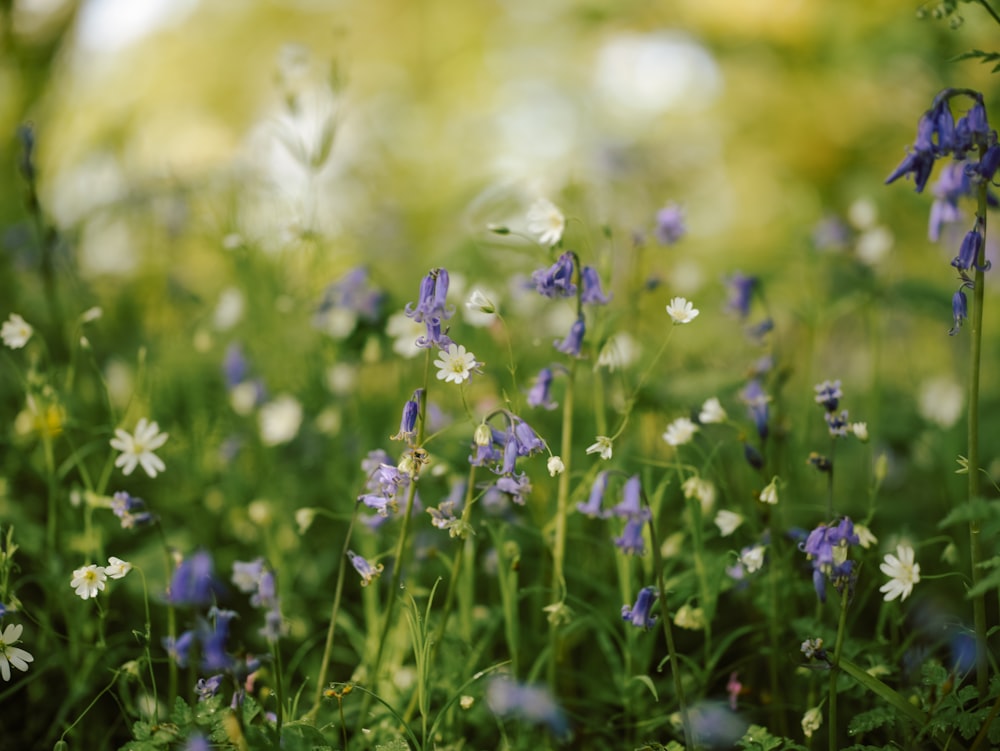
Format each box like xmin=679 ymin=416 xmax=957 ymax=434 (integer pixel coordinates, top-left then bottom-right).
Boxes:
xmin=0 ymin=623 xmax=33 ymax=681
xmin=434 ymin=344 xmax=479 ymax=384
xmin=526 ymin=198 xmax=565 ymax=247
xmin=585 ymin=435 xmax=613 ymax=460
xmin=666 ymin=296 xmax=699 ymax=324
xmin=663 ymin=417 xmax=699 ymax=447
xmin=1 ymin=313 xmax=33 ymax=349
xmin=71 ymin=564 xmax=107 ymax=600
xmin=110 ymin=418 xmax=168 ymax=478
xmin=879 ymin=544 xmax=921 ymax=602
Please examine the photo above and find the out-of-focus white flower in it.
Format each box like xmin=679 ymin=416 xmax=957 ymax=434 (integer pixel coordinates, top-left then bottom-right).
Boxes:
xmin=673 ymin=603 xmax=705 ymax=630
xmin=852 ymin=422 xmax=869 ymax=442
xmin=801 ymin=706 xmax=822 ymax=738
xmin=1 ymin=314 xmax=33 ymax=349
xmin=385 ymin=311 xmax=426 ymax=359
xmin=259 ymin=394 xmax=303 ymax=446
xmin=663 ymin=417 xmax=699 ymax=446
xmin=585 ymin=436 xmax=613 ymax=460
xmin=596 ymin=332 xmax=640 ymax=371
xmin=699 ymin=397 xmax=727 ymax=424
xmin=919 ymin=377 xmax=963 ymax=429
xmin=854 ymin=524 xmax=878 ymax=549
xmin=714 ymin=510 xmax=743 ymax=537
xmin=759 ymin=477 xmax=779 ymax=505
xmin=666 ymin=296 xmax=699 ymax=324
xmin=464 ymin=288 xmax=498 ymax=327
xmin=213 ymin=287 xmax=245 ymax=331
xmin=739 ymin=545 xmax=766 ymax=574
xmin=526 ymin=198 xmax=565 ymax=247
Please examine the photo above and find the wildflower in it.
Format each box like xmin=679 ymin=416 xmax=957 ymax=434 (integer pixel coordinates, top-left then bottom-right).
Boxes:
xmin=106 ymin=556 xmax=132 ymax=580
xmin=727 ymin=672 xmax=743 ymax=711
xmin=608 ymin=475 xmax=650 ymax=521
xmin=714 ymin=509 xmax=743 ymax=537
xmin=950 ymin=287 xmax=969 ymax=336
xmin=405 ymin=268 xmax=452 ymax=325
xmin=666 ymin=296 xmax=699 ymax=324
xmin=673 ymin=603 xmax=705 ymax=630
xmin=682 ymin=476 xmax=716 ymax=513
xmin=580 ymin=266 xmax=611 ymax=304
xmin=577 ymin=472 xmax=609 ymax=517
xmin=547 ymin=456 xmax=565 ymax=476
xmin=801 ymin=518 xmax=859 ymax=602
xmin=814 ymin=380 xmax=842 ymax=412
xmin=486 ymin=676 xmax=568 ymax=737
xmin=314 ymin=267 xmax=383 ymax=337
xmin=347 ymin=550 xmax=384 ymax=587
xmin=527 ymin=367 xmax=558 ymax=410
xmin=496 ymin=472 xmax=532 ymax=505
xmin=663 ymin=417 xmax=699 ymax=446
xmin=554 ymin=317 xmax=585 ymax=357
xmin=852 ymin=422 xmax=869 ymax=442
xmin=655 ymin=203 xmax=685 ymax=245
xmin=0 ymin=624 xmax=33 ymax=681
xmin=738 ymin=544 xmax=766 ymax=574
xmin=390 ymin=390 xmax=422 ymax=442
xmin=250 ymin=570 xmax=278 ymax=609
xmin=801 ymin=706 xmax=823 ymax=739
xmin=164 ymin=630 xmax=197 ymax=668
xmin=614 ymin=517 xmax=647 ymax=555
xmin=800 ymin=637 xmax=827 ymax=662
xmin=259 ymin=394 xmax=303 ymax=446
xmin=110 ymin=418 xmax=169 ymax=478
xmin=526 ymin=198 xmax=565 ymax=247
xmin=586 ymin=435 xmax=613 ymax=460
xmin=71 ymin=564 xmax=107 ymax=600
xmin=167 ymin=550 xmax=218 ymax=606
xmin=952 ymin=228 xmax=985 ymax=271
xmin=110 ymin=491 xmax=155 ymax=529
xmin=232 ymin=558 xmax=266 ymax=594
xmin=596 ymin=332 xmax=639 ymax=371
xmin=434 ymin=343 xmax=479 ymax=384
xmin=699 ymin=397 xmax=727 ymax=424
xmin=743 ymin=442 xmax=764 ymax=469
xmin=879 ymin=544 xmax=921 ymax=602
xmin=825 ymin=410 xmax=850 ymax=437
xmin=195 ymin=674 xmax=223 ymax=701
xmin=854 ymin=524 xmax=878 ymax=549
xmin=740 ymin=379 xmax=770 ymax=439
xmin=622 ymin=586 xmax=659 ymax=629
xmin=759 ymin=476 xmax=779 ymax=504
xmin=532 ymin=252 xmax=576 ymax=298
xmin=385 ymin=311 xmax=426 ymax=358
xmin=725 ymin=272 xmax=757 ymax=318
xmin=466 ymin=288 xmax=496 ymax=315
xmin=1 ymin=313 xmax=33 ymax=349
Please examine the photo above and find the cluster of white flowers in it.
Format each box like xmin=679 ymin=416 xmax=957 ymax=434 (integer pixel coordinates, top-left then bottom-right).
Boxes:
xmin=70 ymin=557 xmax=132 ymax=600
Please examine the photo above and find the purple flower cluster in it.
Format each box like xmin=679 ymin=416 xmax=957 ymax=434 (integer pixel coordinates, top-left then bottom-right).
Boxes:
xmin=232 ymin=558 xmax=283 ymax=641
xmin=531 ymin=252 xmax=576 ymax=298
xmin=469 ymin=414 xmax=545 ymax=506
xmin=405 ymin=268 xmax=454 ymax=349
xmin=110 ymin=491 xmax=156 ymax=529
xmin=314 ymin=267 xmax=384 ymax=333
xmin=575 ymin=473 xmax=650 ymax=556
xmin=800 ymin=517 xmax=860 ymax=602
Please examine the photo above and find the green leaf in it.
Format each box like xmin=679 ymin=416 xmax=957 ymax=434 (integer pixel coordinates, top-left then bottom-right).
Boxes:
xmin=939 ymin=499 xmax=1000 ymax=528
xmin=848 ymin=707 xmax=896 ymax=734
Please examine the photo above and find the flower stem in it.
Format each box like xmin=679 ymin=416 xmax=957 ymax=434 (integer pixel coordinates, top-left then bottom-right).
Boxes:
xmin=827 ymin=590 xmax=850 ymax=751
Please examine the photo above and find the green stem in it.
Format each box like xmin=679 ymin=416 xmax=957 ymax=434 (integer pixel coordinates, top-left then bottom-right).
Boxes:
xmin=548 ymin=359 xmax=576 ymax=691
xmin=273 ymin=638 xmax=285 ymax=742
xmin=976 ymin=0 xmax=1000 ymax=26
xmin=828 ymin=590 xmax=850 ymax=751
xmin=968 ymin=175 xmax=988 ymax=698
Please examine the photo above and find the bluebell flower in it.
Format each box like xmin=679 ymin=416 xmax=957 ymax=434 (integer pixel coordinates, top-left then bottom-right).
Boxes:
xmin=405 ymin=268 xmax=454 ymax=349
xmin=740 ymin=379 xmax=770 ymax=439
xmin=347 ymin=550 xmax=384 ymax=586
xmin=250 ymin=571 xmax=278 ymax=610
xmin=486 ymin=677 xmax=569 ymax=738
xmin=511 ymin=417 xmax=546 ymax=456
xmin=950 ymin=287 xmax=969 ymax=336
xmin=167 ymin=550 xmax=220 ymax=607
xmin=110 ymin=491 xmax=156 ymax=529
xmin=554 ymin=317 xmax=585 ymax=357
xmin=390 ymin=389 xmax=422 ymax=442
xmin=232 ymin=558 xmax=265 ymax=594
xmin=929 ymin=161 xmax=970 ymax=242
xmin=725 ymin=272 xmax=757 ymax=318
xmin=576 ymin=471 xmax=609 ymax=517
xmin=973 ymin=143 xmax=1000 ymax=182
xmin=655 ymin=204 xmax=686 ymax=245
xmin=812 ymin=215 xmax=851 ymax=251
xmin=526 ymin=367 xmax=558 ymax=410
xmin=184 ymin=734 xmax=211 ymax=751
xmin=496 ymin=472 xmax=532 ymax=505
xmin=813 ymin=379 xmax=842 ymax=412
xmin=800 ymin=517 xmax=859 ymax=602
xmin=885 ymin=107 xmax=940 ymax=192
xmin=953 ymin=99 xmax=992 ymax=157
xmin=952 ymin=228 xmax=984 ymax=271
xmin=261 ymin=607 xmax=283 ymax=641
xmin=195 ymin=674 xmax=223 ymax=701
xmin=202 ymin=608 xmax=238 ymax=672
xmin=358 ymin=493 xmax=395 ymax=516
xmin=607 ymin=475 xmax=650 ymax=521
xmin=223 ymin=343 xmax=249 ymax=388
xmin=825 ymin=410 xmax=850 ymax=438
xmin=614 ymin=517 xmax=647 ymax=555
xmin=164 ymin=629 xmax=197 ymax=668
xmin=580 ymin=266 xmax=611 ymax=304
xmin=415 ymin=317 xmax=453 ymax=350
xmin=532 ymin=252 xmax=576 ymax=298
xmin=622 ymin=586 xmax=659 ymax=629
xmin=469 ymin=440 xmax=503 ymax=467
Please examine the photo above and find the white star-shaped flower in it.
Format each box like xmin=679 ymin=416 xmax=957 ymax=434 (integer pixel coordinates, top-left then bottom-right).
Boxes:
xmin=714 ymin=509 xmax=743 ymax=537
xmin=70 ymin=564 xmax=107 ymax=600
xmin=434 ymin=344 xmax=479 ymax=384
xmin=585 ymin=436 xmax=613 ymax=460
xmin=666 ymin=297 xmax=699 ymax=324
xmin=698 ymin=397 xmax=727 ymax=424
xmin=1 ymin=313 xmax=33 ymax=349
xmin=0 ymin=623 xmax=33 ymax=681
xmin=879 ymin=544 xmax=920 ymax=601
xmin=106 ymin=556 xmax=133 ymax=580
xmin=526 ymin=198 xmax=565 ymax=247
xmin=663 ymin=417 xmax=699 ymax=446
xmin=110 ymin=418 xmax=168 ymax=478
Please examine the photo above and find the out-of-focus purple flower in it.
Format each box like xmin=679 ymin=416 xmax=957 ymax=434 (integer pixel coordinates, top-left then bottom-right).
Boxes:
xmin=185 ymin=734 xmax=211 ymax=751
xmin=576 ymin=472 xmax=609 ymax=517
xmin=496 ymin=473 xmax=532 ymax=505
xmin=315 ymin=267 xmax=384 ymax=335
xmin=812 ymin=215 xmax=851 ymax=251
xmin=261 ymin=607 xmax=283 ymax=641
xmin=223 ymin=343 xmax=249 ymax=388
xmin=743 ymin=442 xmax=764 ymax=470
xmin=250 ymin=571 xmax=278 ymax=610
xmin=580 ymin=266 xmax=610 ymax=305
xmin=232 ymin=558 xmax=265 ymax=594
xmin=164 ymin=630 xmax=197 ymax=668
xmin=655 ymin=203 xmax=685 ymax=245
xmin=201 ymin=608 xmax=237 ymax=672
xmin=725 ymin=273 xmax=757 ymax=318
xmin=554 ymin=317 xmax=585 ymax=357
xmin=929 ymin=161 xmax=970 ymax=242
xmin=196 ymin=674 xmax=224 ymax=701
xmin=814 ymin=379 xmax=842 ymax=412
xmin=741 ymin=379 xmax=770 ymax=440
xmin=486 ymin=676 xmax=569 ymax=738
xmin=614 ymin=517 xmax=647 ymax=555
xmin=527 ymin=367 xmax=558 ymax=410
xmin=622 ymin=585 xmax=658 ymax=629
xmin=110 ymin=491 xmax=156 ymax=529
xmin=825 ymin=410 xmax=850 ymax=437
xmin=532 ymin=252 xmax=576 ymax=298
xmin=167 ymin=550 xmax=220 ymax=607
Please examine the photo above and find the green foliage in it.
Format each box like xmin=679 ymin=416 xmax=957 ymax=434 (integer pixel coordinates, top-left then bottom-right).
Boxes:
xmin=848 ymin=706 xmax=897 ymax=735
xmin=735 ymin=725 xmax=806 ymax=751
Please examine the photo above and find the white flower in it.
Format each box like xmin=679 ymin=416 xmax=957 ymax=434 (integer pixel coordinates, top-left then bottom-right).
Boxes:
xmin=801 ymin=706 xmax=823 ymax=738
xmin=699 ymin=397 xmax=727 ymax=424
xmin=666 ymin=297 xmax=699 ymax=324
xmin=585 ymin=436 xmax=613 ymax=460
xmin=434 ymin=344 xmax=479 ymax=385
xmin=71 ymin=564 xmax=107 ymax=599
xmin=213 ymin=287 xmax=245 ymax=331
xmin=385 ymin=312 xmax=426 ymax=359
xmin=295 ymin=507 xmax=317 ymax=534
xmin=81 ymin=306 xmax=103 ymax=323
xmin=526 ymin=198 xmax=565 ymax=247
xmin=739 ymin=544 xmax=766 ymax=573
xmin=259 ymin=394 xmax=303 ymax=446
xmin=681 ymin=476 xmax=716 ymax=513
xmin=465 ymin=288 xmax=497 ymax=315
xmin=110 ymin=418 xmax=168 ymax=478
xmin=0 ymin=623 xmax=33 ymax=681
xmin=759 ymin=476 xmax=779 ymax=505
xmin=663 ymin=417 xmax=699 ymax=447
xmin=854 ymin=524 xmax=878 ymax=549
xmin=918 ymin=377 xmax=963 ymax=429
xmin=1 ymin=313 xmax=33 ymax=349
xmin=714 ymin=509 xmax=744 ymax=537
xmin=852 ymin=422 xmax=869 ymax=442
xmin=106 ymin=556 xmax=132 ymax=580
xmin=596 ymin=332 xmax=639 ymax=372
xmin=673 ymin=603 xmax=705 ymax=630
xmin=547 ymin=456 xmax=565 ymax=476
xmin=879 ymin=544 xmax=920 ymax=602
